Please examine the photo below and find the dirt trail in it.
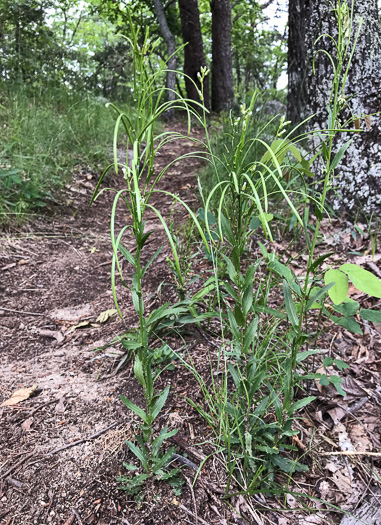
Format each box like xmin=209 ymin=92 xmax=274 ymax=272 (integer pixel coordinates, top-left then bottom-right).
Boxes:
xmin=0 ymin=123 xmax=207 ymax=525
xmin=1 ymin=122 xmax=381 ymax=525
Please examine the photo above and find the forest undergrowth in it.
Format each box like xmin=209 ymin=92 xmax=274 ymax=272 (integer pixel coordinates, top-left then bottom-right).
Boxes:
xmin=88 ymin=4 xmax=381 ymax=522
xmin=1 ymin=2 xmax=381 ymax=523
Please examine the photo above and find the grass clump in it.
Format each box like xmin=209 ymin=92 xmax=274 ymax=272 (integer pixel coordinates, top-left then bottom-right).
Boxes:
xmin=0 ymin=86 xmax=125 ymax=224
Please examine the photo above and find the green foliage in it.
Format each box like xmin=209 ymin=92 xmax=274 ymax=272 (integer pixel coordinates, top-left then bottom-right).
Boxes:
xmin=0 ymin=86 xmax=118 ymax=223
xmin=91 ymin=14 xmax=210 ymax=494
xmin=90 ymin=0 xmax=380 ymax=502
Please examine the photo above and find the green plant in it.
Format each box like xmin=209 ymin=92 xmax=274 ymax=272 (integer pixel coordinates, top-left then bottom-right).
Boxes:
xmin=0 ymin=86 xmax=118 ymax=223
xmin=91 ymin=12 xmax=211 ymax=492
xmin=166 ymin=203 xmax=199 ymax=301
xmin=284 ymin=0 xmax=381 ymax=405
xmin=182 ymin=0 xmax=381 ymax=493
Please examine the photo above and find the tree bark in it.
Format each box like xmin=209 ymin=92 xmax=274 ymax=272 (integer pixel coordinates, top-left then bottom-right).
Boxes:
xmin=178 ymin=0 xmax=210 ymax=111
xmin=340 ymin=487 xmax=381 ymax=525
xmin=211 ymin=0 xmax=234 ymax=113
xmin=152 ymin=0 xmax=177 ymax=117
xmin=288 ymin=0 xmax=381 ymax=214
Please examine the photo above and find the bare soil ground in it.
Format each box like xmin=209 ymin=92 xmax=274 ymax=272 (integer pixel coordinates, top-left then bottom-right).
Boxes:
xmin=0 ymin=122 xmax=381 ymax=525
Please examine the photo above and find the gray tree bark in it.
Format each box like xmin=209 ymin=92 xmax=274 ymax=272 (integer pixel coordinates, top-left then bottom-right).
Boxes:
xmin=152 ymin=0 xmax=177 ymax=117
xmin=178 ymin=0 xmax=210 ymax=111
xmin=288 ymin=0 xmax=381 ymax=214
xmin=211 ymin=0 xmax=234 ymax=113
xmin=340 ymin=487 xmax=381 ymax=524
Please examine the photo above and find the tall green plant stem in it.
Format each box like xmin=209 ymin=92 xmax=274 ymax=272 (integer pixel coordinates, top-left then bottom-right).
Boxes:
xmin=287 ymin=1 xmax=363 ymax=406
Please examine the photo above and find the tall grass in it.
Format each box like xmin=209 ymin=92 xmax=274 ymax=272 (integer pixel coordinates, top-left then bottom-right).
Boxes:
xmin=0 ymin=85 xmax=126 ymax=223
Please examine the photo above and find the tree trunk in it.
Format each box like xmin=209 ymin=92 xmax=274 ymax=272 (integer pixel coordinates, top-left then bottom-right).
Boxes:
xmin=211 ymin=0 xmax=234 ymax=113
xmin=178 ymin=0 xmax=210 ymax=112
xmin=152 ymin=0 xmax=177 ymax=117
xmin=340 ymin=487 xmax=381 ymax=525
xmin=288 ymin=0 xmax=381 ymax=214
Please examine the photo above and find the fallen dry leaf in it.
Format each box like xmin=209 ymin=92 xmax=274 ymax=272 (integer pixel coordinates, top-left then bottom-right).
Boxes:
xmin=349 ymin=424 xmax=372 ymax=452
xmin=50 ymin=304 xmax=93 ymax=322
xmin=1 ymin=384 xmax=38 ymax=407
xmin=300 ymin=516 xmax=325 ymax=524
xmin=21 ymin=417 xmax=34 ymax=431
xmin=286 ymin=494 xmax=298 ymax=508
xmin=55 ymin=396 xmax=65 ymax=413
xmin=96 ymin=309 xmax=117 ymax=324
xmin=1 ymin=262 xmax=16 ymax=271
xmin=332 ymin=468 xmax=352 ymax=491
xmin=70 ymin=321 xmax=91 ymax=331
xmin=37 ymin=329 xmax=65 ymax=344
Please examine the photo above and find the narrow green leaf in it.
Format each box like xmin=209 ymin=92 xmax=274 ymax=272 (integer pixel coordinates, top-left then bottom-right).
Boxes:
xmin=221 ymin=253 xmax=236 ymax=282
xmin=309 ymin=252 xmax=335 ymax=272
xmin=147 ymin=302 xmax=171 ymax=325
xmin=296 ymin=350 xmax=320 ymax=363
xmin=306 ymin=283 xmax=335 ymax=310
xmin=283 ymin=280 xmax=299 ymax=329
xmin=288 ymin=396 xmax=316 ymax=415
xmin=288 ymin=144 xmax=302 ymax=162
xmin=272 ymin=455 xmax=309 ymax=473
xmin=119 ymin=244 xmax=136 ymax=266
xmin=329 ymin=140 xmax=352 ymax=173
xmin=228 ymin=309 xmax=241 ymax=341
xmin=152 ymin=427 xmax=178 ymax=456
xmin=120 ymin=395 xmax=147 ymax=423
xmin=133 ymin=355 xmax=145 ymax=387
xmin=123 ymin=462 xmax=138 ymax=471
xmin=125 ymin=440 xmax=149 ymax=472
xmin=151 ymin=385 xmax=170 ymax=420
xmin=142 ymin=246 xmax=163 ymax=276
xmin=244 ymin=316 xmax=258 ymax=349
xmin=252 ymin=305 xmax=287 ymax=320
xmin=223 ymin=281 xmax=239 ymax=302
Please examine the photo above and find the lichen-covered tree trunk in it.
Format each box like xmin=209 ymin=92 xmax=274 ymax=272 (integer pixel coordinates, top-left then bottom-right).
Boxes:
xmin=211 ymin=0 xmax=234 ymax=113
xmin=288 ymin=0 xmax=381 ymax=214
xmin=178 ymin=0 xmax=210 ymax=111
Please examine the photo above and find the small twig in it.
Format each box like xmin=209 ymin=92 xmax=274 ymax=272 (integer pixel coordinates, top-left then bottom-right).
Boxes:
xmin=18 ymin=398 xmax=59 ymax=423
xmin=184 ymin=475 xmax=198 ymax=525
xmin=0 ymin=306 xmax=44 ymax=317
xmin=0 ymin=451 xmax=35 ymax=480
xmin=197 ymin=327 xmax=221 ymax=349
xmin=95 ymin=260 xmax=112 ymax=268
xmin=48 ymin=422 xmax=118 ymax=455
xmin=320 ymin=451 xmax=381 ymax=457
xmin=179 ymin=504 xmax=210 ymax=525
xmin=0 ymin=509 xmax=11 ymax=521
xmin=172 ymin=453 xmax=199 ymax=471
xmin=71 ymin=508 xmax=84 ymax=525
xmin=6 ymin=476 xmax=24 ymax=489
xmin=342 ymin=397 xmax=369 ymax=415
